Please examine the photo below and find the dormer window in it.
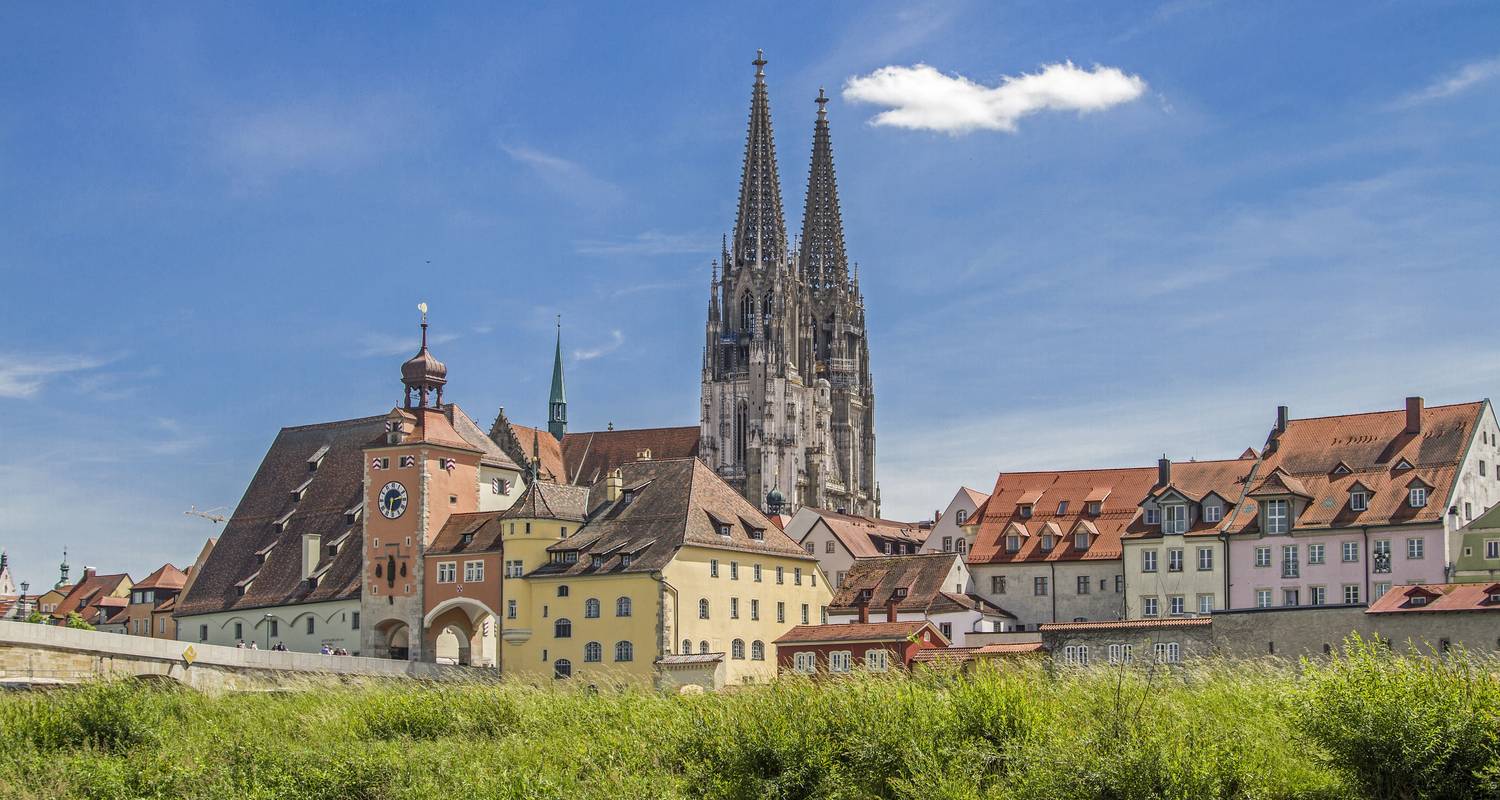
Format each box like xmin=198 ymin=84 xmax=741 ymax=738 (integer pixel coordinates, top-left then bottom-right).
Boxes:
xmin=748 ymin=528 xmax=765 ymax=541
xmin=1005 ymin=534 xmax=1021 ymax=553
xmin=1409 ymin=487 xmax=1427 ymax=508
xmin=621 ymin=554 xmax=632 ymax=568
xmin=1350 ymin=491 xmax=1368 ymax=511
xmin=1041 ymin=534 xmax=1055 ymax=551
xmin=1018 ymin=505 xmax=1033 ymax=519
xmin=893 ymin=587 xmax=908 ymax=599
xmin=1086 ymin=501 xmax=1101 ymax=516
xmin=1143 ymin=508 xmax=1160 ymax=525
xmin=307 ymin=445 xmax=329 ymax=472
xmin=717 ymin=523 xmax=732 ymax=537
xmin=1074 ymin=532 xmax=1089 ymax=551
xmin=1394 ymin=458 xmax=1414 ymax=471
xmin=460 ymin=533 xmax=474 ymax=546
xmin=591 ymin=555 xmax=605 ymax=568
xmin=1203 ymin=504 xmax=1222 ymax=523
xmin=1163 ymin=505 xmax=1187 ymax=534
xmin=563 ymin=551 xmax=578 ymax=564
xmin=1409 ymin=594 xmax=1428 ymax=607
xmin=1264 ymin=499 xmax=1290 ymax=534
xmin=1056 ymin=501 xmax=1068 ymax=515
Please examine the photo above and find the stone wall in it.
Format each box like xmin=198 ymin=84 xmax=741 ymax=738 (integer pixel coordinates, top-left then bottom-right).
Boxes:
xmin=1212 ymin=606 xmax=1500 ymax=658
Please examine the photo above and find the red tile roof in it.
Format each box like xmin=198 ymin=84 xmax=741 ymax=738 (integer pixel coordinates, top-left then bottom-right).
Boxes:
xmin=1038 ymin=618 xmax=1211 ymax=632
xmin=52 ymin=571 xmax=131 ymax=621
xmin=910 ymin=641 xmax=1045 ymax=664
xmin=509 ymin=423 xmax=567 ymax=483
xmin=1366 ymin=582 xmax=1500 ymax=614
xmin=808 ymin=509 xmax=930 ymax=558
xmin=774 ymin=620 xmax=942 ymax=645
xmin=134 ymin=563 xmax=187 ymax=591
xmin=1127 ymin=458 xmax=1260 ymax=540
xmin=968 ymin=466 xmax=1159 ymax=563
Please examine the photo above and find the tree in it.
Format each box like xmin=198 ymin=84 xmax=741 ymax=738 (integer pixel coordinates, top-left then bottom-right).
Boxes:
xmin=25 ymin=610 xmax=47 ymax=624
xmin=64 ymin=612 xmax=95 ymax=630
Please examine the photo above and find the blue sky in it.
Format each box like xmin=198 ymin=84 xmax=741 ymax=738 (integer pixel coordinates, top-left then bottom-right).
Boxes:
xmin=2 ymin=2 xmax=1499 ymax=590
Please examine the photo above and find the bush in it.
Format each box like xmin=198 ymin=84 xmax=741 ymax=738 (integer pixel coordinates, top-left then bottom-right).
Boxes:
xmin=0 ymin=680 xmax=183 ymax=755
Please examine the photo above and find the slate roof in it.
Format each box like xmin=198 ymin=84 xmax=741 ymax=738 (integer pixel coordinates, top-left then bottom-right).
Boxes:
xmin=446 ymin=405 xmax=521 ymax=469
xmin=1366 ymin=582 xmax=1500 ymax=614
xmin=501 ymin=481 xmax=590 ymax=523
xmin=828 ymin=553 xmax=1010 ymax=618
xmin=176 ymin=415 xmax=382 ymax=617
xmin=808 ymin=509 xmax=930 ymax=557
xmin=773 ymin=620 xmax=944 ymax=645
xmin=530 ymin=458 xmax=815 ymax=578
xmin=560 ymin=426 xmax=701 ymax=486
xmin=1241 ymin=400 xmax=1484 ymax=533
xmin=427 ymin=512 xmax=505 ymax=556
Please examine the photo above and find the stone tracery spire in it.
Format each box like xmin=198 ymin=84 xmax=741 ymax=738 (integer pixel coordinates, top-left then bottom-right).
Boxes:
xmin=798 ymin=87 xmax=849 ymax=291
xmin=731 ymin=49 xmax=787 ymax=271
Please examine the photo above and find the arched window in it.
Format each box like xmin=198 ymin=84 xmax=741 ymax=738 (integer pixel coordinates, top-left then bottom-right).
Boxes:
xmin=584 ymin=598 xmax=600 ymax=618
xmin=614 ymin=641 xmax=634 ymax=662
xmin=956 ymin=538 xmax=968 ymax=555
xmin=554 ymin=658 xmax=571 ymax=679
xmin=616 ymin=596 xmax=632 ymax=617
xmin=554 ymin=618 xmax=572 ymax=638
xmin=751 ymin=640 xmax=765 ymax=661
xmin=681 ymin=639 xmax=692 ymax=654
xmin=699 ymin=640 xmax=710 ymax=654
xmin=698 ymin=598 xmax=710 ymax=619
xmin=731 ymin=639 xmax=745 ymax=660
xmin=734 ymin=401 xmax=748 ymax=464
xmin=740 ymin=293 xmax=754 ymax=334
xmin=584 ymin=641 xmax=602 ymax=663
xmin=557 ymin=585 xmax=570 ymax=597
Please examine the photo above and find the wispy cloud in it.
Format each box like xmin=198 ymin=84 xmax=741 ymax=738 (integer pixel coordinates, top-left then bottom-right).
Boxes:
xmin=1389 ymin=56 xmax=1500 ymax=109
xmin=356 ymin=331 xmax=460 ymax=358
xmin=0 ymin=353 xmax=109 ymax=399
xmin=573 ymin=330 xmax=624 ymax=362
xmin=502 ymin=143 xmax=624 ymax=209
xmin=214 ymin=94 xmax=420 ymax=184
xmin=843 ymin=61 xmax=1148 ymax=134
xmin=574 ymin=231 xmax=714 ymax=256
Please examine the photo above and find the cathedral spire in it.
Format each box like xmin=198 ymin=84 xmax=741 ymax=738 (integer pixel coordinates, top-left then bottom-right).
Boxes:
xmin=732 ymin=49 xmax=787 ymax=271
xmin=548 ymin=316 xmax=567 ymax=440
xmin=799 ymin=87 xmax=849 ymax=290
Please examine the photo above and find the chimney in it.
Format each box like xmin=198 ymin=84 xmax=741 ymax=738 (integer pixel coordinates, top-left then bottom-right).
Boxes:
xmin=83 ymin=567 xmax=96 ymax=581
xmin=1276 ymin=406 xmax=1290 ymax=433
xmin=1158 ymin=456 xmax=1172 ymax=487
xmin=857 ymin=595 xmax=870 ymax=624
xmin=606 ymin=468 xmax=623 ymax=502
xmin=1406 ymin=396 xmax=1424 ymax=435
xmin=301 ymin=534 xmax=320 ymax=581
xmin=885 ymin=596 xmax=900 ymax=623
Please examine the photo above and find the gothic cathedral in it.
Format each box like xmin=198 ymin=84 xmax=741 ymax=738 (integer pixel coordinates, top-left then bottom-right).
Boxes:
xmin=701 ymin=52 xmax=878 ymax=518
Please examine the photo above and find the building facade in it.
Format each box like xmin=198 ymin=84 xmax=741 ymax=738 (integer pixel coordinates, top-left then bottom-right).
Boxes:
xmin=775 ymin=620 xmax=947 ymax=675
xmin=825 ymin=553 xmax=1015 ymax=645
xmin=786 ymin=507 xmax=928 ymax=589
xmin=700 ymin=53 xmax=877 ymax=518
xmin=921 ymin=487 xmax=988 ymax=557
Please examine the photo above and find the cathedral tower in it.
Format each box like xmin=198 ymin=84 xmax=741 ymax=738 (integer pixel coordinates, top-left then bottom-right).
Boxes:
xmin=700 ymin=52 xmax=878 ymax=517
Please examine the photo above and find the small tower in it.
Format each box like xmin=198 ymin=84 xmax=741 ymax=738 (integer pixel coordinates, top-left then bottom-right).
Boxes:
xmin=56 ymin=547 xmax=70 ymax=589
xmin=548 ymin=316 xmax=567 ymax=441
xmin=401 ymin=303 xmax=447 ymax=409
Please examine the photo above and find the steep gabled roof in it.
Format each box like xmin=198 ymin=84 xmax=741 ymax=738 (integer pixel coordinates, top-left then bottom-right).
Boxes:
xmin=560 ymin=426 xmax=701 ymax=487
xmin=774 ymin=619 xmax=944 ymax=645
xmin=806 ymin=509 xmax=930 ymax=557
xmin=427 ymin=512 xmax=505 ymax=556
xmin=969 ymin=466 xmax=1158 ymax=563
xmin=134 ymin=563 xmax=187 ymax=592
xmin=1367 ymin=582 xmax=1500 ymax=614
xmin=501 ymin=481 xmax=590 ymax=522
xmin=828 ymin=553 xmax=965 ymax=614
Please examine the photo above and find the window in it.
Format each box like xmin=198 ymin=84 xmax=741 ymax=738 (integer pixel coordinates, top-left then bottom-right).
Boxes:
xmin=829 ymin=650 xmax=852 ymax=672
xmin=1282 ymin=589 xmax=1300 ymax=607
xmin=1168 ymin=548 xmax=1184 ymax=572
xmin=730 ymin=597 xmax=740 ymax=619
xmin=553 ymin=659 xmax=571 ymax=679
xmin=699 ymin=641 xmax=709 ymax=654
xmin=1115 ymin=575 xmax=1124 ymax=593
xmin=939 ymin=622 xmax=953 ymax=640
xmin=793 ymin=652 xmax=816 ymax=673
xmin=436 ymin=562 xmax=457 ymax=583
xmin=800 ymin=604 xmax=810 ymax=624
xmin=794 ymin=568 xmax=803 ymax=586
xmin=1074 ymin=532 xmax=1089 ymax=551
xmin=750 ymin=599 xmax=759 ymax=620
xmin=557 ymin=585 xmax=570 ymax=597
xmin=1483 ymin=460 xmax=1489 ymax=477
xmin=1154 ymin=642 xmax=1180 ymax=664
xmin=1142 ymin=596 xmax=1159 ymax=617
xmin=1197 ymin=594 xmax=1214 ymax=614
xmin=1467 ymin=502 xmax=1474 ymax=520
xmin=1019 ymin=504 xmax=1033 ymax=519
xmin=956 ymin=509 xmax=969 ymax=524
xmin=1282 ymin=544 xmax=1299 ymax=578
xmin=464 ymin=561 xmax=484 ymax=583
xmin=710 ymin=559 xmax=719 ymax=578
xmin=718 ymin=522 xmax=732 ymax=537
xmin=776 ymin=566 xmax=784 ymax=584
xmin=1203 ymin=504 xmax=1222 ymax=523
xmin=1144 ymin=508 xmax=1160 ymax=525
xmin=554 ymin=618 xmax=572 ymax=638
xmin=583 ymin=598 xmax=600 ymax=618
xmin=614 ymin=641 xmax=633 ymax=662
xmin=731 ymin=639 xmax=746 ymax=660
xmin=1086 ymin=501 xmax=1102 ymax=515
xmin=865 ymin=649 xmax=890 ymax=672
xmin=776 ymin=601 xmax=785 ymax=623
xmin=698 ymin=599 xmax=709 ymax=619
xmin=616 ymin=596 xmax=632 ymax=617
xmin=751 ymin=640 xmax=765 ymax=660
xmin=956 ymin=538 xmax=969 ymax=555
xmin=1040 ymin=534 xmax=1055 ymax=551
xmin=1169 ymin=595 xmax=1185 ymax=615
xmin=504 ymin=560 xmax=523 ymax=578
xmin=803 ymin=542 xmax=815 ymax=554
xmin=1197 ymin=547 xmax=1214 ymax=571
xmin=1033 ymin=576 xmax=1049 ymax=596
xmin=1350 ymin=491 xmax=1368 ymax=511
xmin=1342 ymin=584 xmax=1361 ymax=604
xmin=825 ymin=540 xmax=835 ymax=554
xmin=1264 ymin=499 xmax=1290 ymax=534
xmin=753 ymin=564 xmax=762 ymax=582
xmin=234 ymin=622 xmax=244 ymax=640
xmin=1163 ymin=505 xmax=1187 ymax=534
xmin=1409 ymin=487 xmax=1427 ymax=508
xmin=1063 ymin=645 xmax=1089 ymax=665
xmin=507 ymin=599 xmax=517 ymax=619
xmin=1107 ymin=643 xmax=1133 ymax=664
xmin=1487 ymin=540 xmax=1500 ymax=560
xmin=584 ymin=641 xmax=602 ymax=662
xmin=199 ymin=624 xmax=208 ymax=642
xmin=1005 ymin=534 xmax=1021 ymax=553
xmin=1308 ymin=543 xmax=1326 ymax=565
xmin=1256 ymin=589 xmax=1272 ymax=608
xmin=1407 ymin=538 xmax=1425 ymax=560
xmin=1374 ymin=581 xmax=1391 ymax=598
xmin=1342 ymin=541 xmax=1359 ymax=562
xmin=1310 ymin=586 xmax=1326 ymax=606
xmin=942 ymin=536 xmax=953 ymax=552
xmin=1142 ymin=550 xmax=1158 ymax=573
xmin=1076 ymin=575 xmax=1090 ymax=595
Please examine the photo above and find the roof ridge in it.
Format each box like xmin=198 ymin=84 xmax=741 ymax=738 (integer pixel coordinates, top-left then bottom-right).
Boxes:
xmin=1285 ymin=400 xmax=1483 ymax=424
xmin=279 ymin=414 xmax=388 ymax=433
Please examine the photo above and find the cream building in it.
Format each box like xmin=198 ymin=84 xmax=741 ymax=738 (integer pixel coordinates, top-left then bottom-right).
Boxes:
xmin=921 ymin=487 xmax=989 ymax=557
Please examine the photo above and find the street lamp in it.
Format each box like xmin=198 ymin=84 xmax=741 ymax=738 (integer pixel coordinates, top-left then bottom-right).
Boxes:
xmin=263 ymin=613 xmax=275 ymax=650
xmin=18 ymin=582 xmax=28 ymax=619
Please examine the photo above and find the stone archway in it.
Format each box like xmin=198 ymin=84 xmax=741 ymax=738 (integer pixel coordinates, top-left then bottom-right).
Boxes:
xmin=372 ymin=619 xmax=412 ymax=660
xmin=422 ymin=598 xmax=496 ymax=668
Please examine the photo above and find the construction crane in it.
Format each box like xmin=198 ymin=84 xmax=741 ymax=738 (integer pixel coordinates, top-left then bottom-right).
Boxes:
xmin=184 ymin=505 xmax=228 ymax=524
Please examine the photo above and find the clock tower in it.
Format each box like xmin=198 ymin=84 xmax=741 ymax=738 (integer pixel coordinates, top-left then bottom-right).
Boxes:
xmin=361 ymin=307 xmax=483 ymax=660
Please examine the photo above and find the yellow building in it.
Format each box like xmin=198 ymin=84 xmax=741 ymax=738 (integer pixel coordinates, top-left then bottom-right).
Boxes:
xmin=501 ymin=457 xmax=831 ymax=688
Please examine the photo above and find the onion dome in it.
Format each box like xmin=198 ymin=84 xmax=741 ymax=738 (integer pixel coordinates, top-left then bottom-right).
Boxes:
xmin=766 ymin=485 xmax=786 ymax=514
xmin=402 ymin=303 xmax=447 ymax=408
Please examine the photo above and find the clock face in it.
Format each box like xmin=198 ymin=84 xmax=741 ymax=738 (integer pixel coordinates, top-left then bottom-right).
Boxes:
xmin=378 ymin=481 xmax=408 ymax=519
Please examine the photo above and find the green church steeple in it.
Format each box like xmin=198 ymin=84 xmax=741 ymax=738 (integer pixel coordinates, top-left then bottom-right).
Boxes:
xmin=548 ymin=317 xmax=567 ymax=440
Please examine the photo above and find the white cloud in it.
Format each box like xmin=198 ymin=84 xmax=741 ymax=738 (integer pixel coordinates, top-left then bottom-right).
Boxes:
xmin=356 ymin=331 xmax=460 ymax=358
xmin=214 ymin=95 xmax=418 ymax=183
xmin=573 ymin=330 xmax=624 ymax=362
xmin=842 ymin=61 xmax=1148 ymax=134
xmin=0 ymin=353 xmax=109 ymax=399
xmin=501 ymin=143 xmax=624 ymax=209
xmin=1390 ymin=56 xmax=1500 ymax=109
xmin=574 ymin=231 xmax=714 ymax=256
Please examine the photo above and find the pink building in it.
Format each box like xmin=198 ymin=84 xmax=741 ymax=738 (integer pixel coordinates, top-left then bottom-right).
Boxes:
xmin=1227 ymin=398 xmax=1500 ymax=610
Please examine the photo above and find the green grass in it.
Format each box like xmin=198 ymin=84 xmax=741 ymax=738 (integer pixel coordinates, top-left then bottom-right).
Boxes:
xmin=0 ymin=639 xmax=1494 ymax=800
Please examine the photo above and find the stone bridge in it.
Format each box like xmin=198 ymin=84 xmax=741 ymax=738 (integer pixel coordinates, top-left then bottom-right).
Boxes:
xmin=0 ymin=621 xmax=492 ymax=691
